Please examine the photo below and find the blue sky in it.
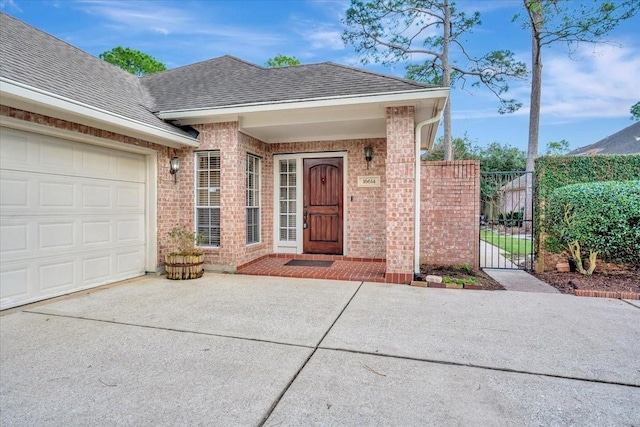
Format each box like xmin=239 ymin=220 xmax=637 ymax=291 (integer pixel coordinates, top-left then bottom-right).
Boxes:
xmin=2 ymin=0 xmax=639 ymax=153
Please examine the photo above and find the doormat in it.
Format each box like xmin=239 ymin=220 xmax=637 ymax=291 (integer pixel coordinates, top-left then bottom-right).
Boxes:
xmin=285 ymin=259 xmax=334 ymax=267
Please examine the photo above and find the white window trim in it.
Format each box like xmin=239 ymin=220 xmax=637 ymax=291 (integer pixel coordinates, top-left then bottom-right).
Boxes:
xmin=194 ymin=150 xmax=221 ymax=248
xmin=272 ymin=151 xmax=348 ymax=255
xmin=246 ymin=153 xmax=261 ymax=245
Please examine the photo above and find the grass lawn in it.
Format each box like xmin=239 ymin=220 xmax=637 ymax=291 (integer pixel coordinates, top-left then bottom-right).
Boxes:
xmin=480 ymin=230 xmax=532 ymax=256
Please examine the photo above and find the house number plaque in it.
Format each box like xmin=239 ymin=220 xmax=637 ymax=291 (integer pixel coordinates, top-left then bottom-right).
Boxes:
xmin=357 ymin=176 xmax=380 ymax=187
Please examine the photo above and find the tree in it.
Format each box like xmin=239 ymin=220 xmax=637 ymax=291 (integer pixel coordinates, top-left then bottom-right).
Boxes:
xmin=518 ymin=1 xmax=640 ymax=173
xmin=631 ymin=101 xmax=640 ymax=121
xmin=99 ymin=46 xmax=166 ymax=76
xmin=476 ymin=142 xmax=526 ymax=172
xmin=424 ymin=135 xmax=527 ymax=173
xmin=343 ymin=0 xmax=527 ymax=160
xmin=544 ymin=139 xmax=570 ymax=156
xmin=422 ymin=134 xmax=478 ymax=161
xmin=265 ymin=54 xmax=301 ymax=68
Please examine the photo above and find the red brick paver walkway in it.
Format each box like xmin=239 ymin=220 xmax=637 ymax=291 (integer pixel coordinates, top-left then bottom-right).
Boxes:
xmin=237 ymin=254 xmax=386 ymax=283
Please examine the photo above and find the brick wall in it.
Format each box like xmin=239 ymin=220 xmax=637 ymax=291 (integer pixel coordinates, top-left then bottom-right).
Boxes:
xmin=194 ymin=123 xmax=274 ymax=268
xmin=385 ymin=106 xmax=415 ymax=283
xmin=2 ymin=107 xmax=425 ymax=274
xmin=420 ymin=160 xmax=480 ymax=269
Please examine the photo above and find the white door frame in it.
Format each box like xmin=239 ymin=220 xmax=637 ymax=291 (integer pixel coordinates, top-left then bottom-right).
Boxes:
xmin=273 ymin=151 xmax=348 ymax=255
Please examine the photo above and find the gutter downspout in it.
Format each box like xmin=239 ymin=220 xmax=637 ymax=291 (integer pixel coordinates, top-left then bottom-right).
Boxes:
xmin=414 ymin=106 xmax=446 ymax=276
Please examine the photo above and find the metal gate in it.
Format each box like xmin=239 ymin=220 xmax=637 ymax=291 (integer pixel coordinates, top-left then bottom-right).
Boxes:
xmin=480 ymin=171 xmax=534 ymax=270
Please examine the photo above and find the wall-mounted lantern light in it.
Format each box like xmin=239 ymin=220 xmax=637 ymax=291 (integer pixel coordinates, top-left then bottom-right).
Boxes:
xmin=364 ymin=146 xmax=373 ymax=169
xmin=169 ymin=156 xmax=180 ymax=183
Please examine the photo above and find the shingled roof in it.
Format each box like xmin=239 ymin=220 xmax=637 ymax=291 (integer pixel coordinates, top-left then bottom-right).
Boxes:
xmin=141 ymin=55 xmax=434 ymax=112
xmin=0 ymin=13 xmax=190 ymax=138
xmin=569 ymin=122 xmax=640 ymax=155
xmin=1 ymin=12 xmax=444 ymax=145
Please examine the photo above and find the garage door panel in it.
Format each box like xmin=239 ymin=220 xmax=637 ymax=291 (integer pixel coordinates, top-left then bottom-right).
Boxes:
xmin=117 ymin=218 xmax=144 ymax=243
xmin=82 ymin=184 xmax=112 ymax=208
xmin=1 ymin=170 xmax=144 ymax=216
xmin=1 ymin=127 xmax=148 ymax=309
xmin=1 ymin=246 xmax=145 ymax=308
xmin=0 ymin=268 xmax=29 ymax=300
xmin=116 ymin=185 xmax=144 ymax=209
xmin=1 ymin=215 xmax=144 ymax=263
xmin=0 ymin=130 xmax=29 ymax=163
xmin=40 ymin=260 xmax=76 ymax=291
xmin=0 ymin=128 xmax=146 ymax=182
xmin=0 ymin=178 xmax=28 ymax=207
xmin=82 ymin=221 xmax=110 ymax=244
xmin=117 ymin=155 xmax=146 ymax=182
xmin=41 ymin=142 xmax=74 ymax=170
xmin=40 ymin=181 xmax=75 ymax=207
xmin=117 ymin=250 xmax=144 ymax=275
xmin=39 ymin=222 xmax=75 ymax=249
xmin=83 ymin=256 xmax=111 ymax=282
xmin=0 ymin=224 xmax=28 ymax=254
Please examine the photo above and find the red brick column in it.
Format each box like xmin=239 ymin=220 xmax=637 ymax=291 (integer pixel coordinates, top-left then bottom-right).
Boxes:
xmin=385 ymin=106 xmax=415 ymax=283
xmin=420 ymin=160 xmax=480 ymax=269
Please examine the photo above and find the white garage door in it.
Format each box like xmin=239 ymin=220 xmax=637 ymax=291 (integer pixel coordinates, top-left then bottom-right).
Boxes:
xmin=1 ymin=127 xmax=147 ymax=309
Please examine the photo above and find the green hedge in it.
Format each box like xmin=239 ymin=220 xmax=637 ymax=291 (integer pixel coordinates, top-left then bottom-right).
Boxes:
xmin=546 ymin=181 xmax=640 ymax=266
xmin=534 ymin=155 xmax=640 ymax=268
xmin=536 ymin=155 xmax=640 ymax=200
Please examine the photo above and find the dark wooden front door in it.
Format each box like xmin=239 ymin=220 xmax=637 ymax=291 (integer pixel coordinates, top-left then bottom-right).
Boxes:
xmin=303 ymin=158 xmax=343 ymax=254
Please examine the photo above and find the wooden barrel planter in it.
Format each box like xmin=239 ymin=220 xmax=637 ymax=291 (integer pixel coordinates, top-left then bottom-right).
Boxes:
xmin=165 ymin=253 xmax=204 ymax=280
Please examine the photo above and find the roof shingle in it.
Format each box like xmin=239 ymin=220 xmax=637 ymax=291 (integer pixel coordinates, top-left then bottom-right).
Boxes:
xmin=569 ymin=122 xmax=640 ymax=155
xmin=141 ymin=55 xmax=434 ymax=112
xmin=0 ymin=13 xmax=189 ymax=136
xmin=2 ymin=13 xmax=441 ymax=132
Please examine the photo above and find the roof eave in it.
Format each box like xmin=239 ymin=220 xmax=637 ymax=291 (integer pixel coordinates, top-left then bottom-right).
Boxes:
xmin=157 ymin=87 xmax=450 ymax=121
xmin=0 ymin=78 xmax=199 ymax=148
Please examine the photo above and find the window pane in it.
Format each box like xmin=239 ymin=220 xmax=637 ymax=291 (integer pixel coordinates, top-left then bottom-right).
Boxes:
xmin=195 ymin=151 xmax=221 ymax=247
xmin=246 ymin=154 xmax=260 ymax=244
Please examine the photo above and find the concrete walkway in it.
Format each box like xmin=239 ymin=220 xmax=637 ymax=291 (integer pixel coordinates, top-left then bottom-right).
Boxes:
xmin=484 ymin=268 xmax=560 ymax=293
xmin=1 ymin=274 xmax=638 ymax=425
xmin=480 ymin=239 xmax=559 ymax=293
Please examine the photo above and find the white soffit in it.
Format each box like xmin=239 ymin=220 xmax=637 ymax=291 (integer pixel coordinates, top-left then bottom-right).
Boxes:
xmin=166 ymin=89 xmax=449 ymax=144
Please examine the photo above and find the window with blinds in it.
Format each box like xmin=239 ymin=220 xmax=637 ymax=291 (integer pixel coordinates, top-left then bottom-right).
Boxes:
xmin=195 ymin=151 xmax=221 ymax=247
xmin=246 ymin=154 xmax=260 ymax=244
xmin=278 ymin=159 xmax=297 ymax=242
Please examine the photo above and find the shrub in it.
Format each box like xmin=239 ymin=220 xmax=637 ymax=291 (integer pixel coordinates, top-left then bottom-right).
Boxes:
xmin=167 ymin=225 xmax=204 ymax=256
xmin=498 ymin=209 xmax=524 ymax=227
xmin=546 ymin=181 xmax=640 ymax=273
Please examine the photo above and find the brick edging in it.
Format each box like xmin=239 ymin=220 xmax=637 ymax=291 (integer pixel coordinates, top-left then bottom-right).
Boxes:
xmin=574 ymin=289 xmax=640 ymax=300
xmin=410 ymin=281 xmax=483 ymax=290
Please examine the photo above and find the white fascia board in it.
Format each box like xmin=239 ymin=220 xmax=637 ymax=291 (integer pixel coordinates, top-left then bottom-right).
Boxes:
xmin=0 ymin=78 xmax=199 ymax=148
xmin=158 ymin=88 xmax=450 ymax=121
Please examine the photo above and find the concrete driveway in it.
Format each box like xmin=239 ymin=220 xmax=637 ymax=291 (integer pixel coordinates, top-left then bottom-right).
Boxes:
xmin=1 ymin=273 xmax=639 ymax=426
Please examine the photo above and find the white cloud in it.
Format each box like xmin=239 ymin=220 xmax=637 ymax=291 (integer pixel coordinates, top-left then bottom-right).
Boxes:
xmin=537 ymin=44 xmax=640 ymax=119
xmin=0 ymin=0 xmax=22 ymax=12
xmin=306 ymin=29 xmax=344 ymax=50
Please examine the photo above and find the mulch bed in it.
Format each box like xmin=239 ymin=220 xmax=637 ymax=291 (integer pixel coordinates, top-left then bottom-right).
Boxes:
xmin=420 ymin=266 xmax=505 ymax=291
xmin=533 ymin=270 xmax=639 ymax=296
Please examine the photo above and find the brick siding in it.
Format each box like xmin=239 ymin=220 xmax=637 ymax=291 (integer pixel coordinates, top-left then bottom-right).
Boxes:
xmin=385 ymin=106 xmax=415 ymax=283
xmin=3 ymin=106 xmax=475 ymax=280
xmin=420 ymin=160 xmax=480 ymax=269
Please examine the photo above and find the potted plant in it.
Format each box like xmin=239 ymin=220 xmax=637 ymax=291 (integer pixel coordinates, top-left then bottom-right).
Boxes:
xmin=165 ymin=225 xmax=204 ymax=280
